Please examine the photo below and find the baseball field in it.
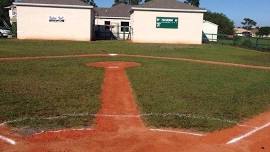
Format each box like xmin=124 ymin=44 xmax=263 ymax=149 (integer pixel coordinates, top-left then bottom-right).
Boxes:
xmin=0 ymin=39 xmax=270 ymax=151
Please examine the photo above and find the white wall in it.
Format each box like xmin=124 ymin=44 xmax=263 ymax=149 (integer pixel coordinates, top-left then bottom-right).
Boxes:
xmin=131 ymin=10 xmax=204 ymax=44
xmin=16 ymin=6 xmax=92 ymax=41
xmin=203 ymin=21 xmax=218 ymax=42
xmin=95 ymin=17 xmax=130 ymax=40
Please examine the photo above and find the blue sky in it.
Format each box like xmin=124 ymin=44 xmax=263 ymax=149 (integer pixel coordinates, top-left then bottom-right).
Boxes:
xmin=95 ymin=0 xmax=270 ymax=27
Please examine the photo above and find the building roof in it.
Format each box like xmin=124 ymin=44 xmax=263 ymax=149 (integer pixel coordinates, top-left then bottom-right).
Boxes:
xmin=95 ymin=3 xmax=131 ymax=18
xmin=203 ymin=20 xmax=219 ymax=26
xmin=132 ymin=0 xmax=206 ymax=12
xmin=14 ymin=0 xmax=90 ymax=6
xmin=234 ymin=28 xmax=249 ymax=33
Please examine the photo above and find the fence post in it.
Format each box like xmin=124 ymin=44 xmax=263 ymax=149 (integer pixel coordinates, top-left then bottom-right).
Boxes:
xmin=255 ymin=38 xmax=259 ymax=50
xmin=123 ymin=27 xmax=126 ymax=41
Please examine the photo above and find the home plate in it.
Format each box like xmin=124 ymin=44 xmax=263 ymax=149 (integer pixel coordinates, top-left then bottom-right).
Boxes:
xmin=108 ymin=66 xmax=120 ymax=69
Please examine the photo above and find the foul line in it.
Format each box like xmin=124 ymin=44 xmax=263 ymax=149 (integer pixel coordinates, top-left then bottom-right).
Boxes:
xmin=0 ymin=113 xmax=238 ymax=126
xmin=0 ymin=135 xmax=16 ymax=145
xmin=33 ymin=128 xmax=93 ymax=136
xmin=227 ymin=122 xmax=270 ymax=144
xmin=149 ymin=129 xmax=205 ymax=137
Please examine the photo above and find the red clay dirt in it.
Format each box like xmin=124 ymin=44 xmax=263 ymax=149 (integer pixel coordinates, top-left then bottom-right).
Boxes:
xmin=1 ymin=61 xmax=270 ymax=152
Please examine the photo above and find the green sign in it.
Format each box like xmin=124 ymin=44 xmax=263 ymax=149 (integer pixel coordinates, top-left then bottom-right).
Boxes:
xmin=156 ymin=17 xmax=178 ymax=29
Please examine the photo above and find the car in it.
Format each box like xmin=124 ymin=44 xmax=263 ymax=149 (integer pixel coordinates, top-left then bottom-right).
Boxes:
xmin=0 ymin=27 xmax=12 ymax=38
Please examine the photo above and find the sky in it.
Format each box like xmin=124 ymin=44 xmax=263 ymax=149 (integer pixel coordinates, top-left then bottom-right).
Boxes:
xmin=95 ymin=0 xmax=270 ymax=27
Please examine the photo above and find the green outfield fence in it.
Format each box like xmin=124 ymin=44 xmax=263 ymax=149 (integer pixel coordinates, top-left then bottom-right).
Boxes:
xmin=203 ymin=33 xmax=270 ymax=52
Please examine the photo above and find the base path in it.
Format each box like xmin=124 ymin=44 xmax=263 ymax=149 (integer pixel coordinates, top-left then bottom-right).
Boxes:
xmin=1 ymin=61 xmax=270 ymax=152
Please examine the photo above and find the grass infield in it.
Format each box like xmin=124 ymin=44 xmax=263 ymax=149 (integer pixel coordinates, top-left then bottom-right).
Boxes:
xmin=0 ymin=59 xmax=103 ymax=130
xmin=0 ymin=40 xmax=270 ymax=132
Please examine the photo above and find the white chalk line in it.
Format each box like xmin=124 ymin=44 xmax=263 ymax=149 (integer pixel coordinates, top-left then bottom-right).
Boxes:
xmin=33 ymin=128 xmax=94 ymax=136
xmin=0 ymin=113 xmax=238 ymax=126
xmin=0 ymin=135 xmax=16 ymax=145
xmin=0 ymin=113 xmax=239 ymax=126
xmin=227 ymin=122 xmax=270 ymax=144
xmin=149 ymin=129 xmax=205 ymax=137
xmin=237 ymin=124 xmax=257 ymax=129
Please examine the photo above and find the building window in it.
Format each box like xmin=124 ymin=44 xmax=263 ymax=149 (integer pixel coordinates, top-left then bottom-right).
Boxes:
xmin=121 ymin=22 xmax=129 ymax=32
xmin=105 ymin=21 xmax=110 ymax=30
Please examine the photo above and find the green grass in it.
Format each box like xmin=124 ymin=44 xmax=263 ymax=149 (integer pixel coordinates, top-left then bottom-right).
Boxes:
xmin=216 ymin=36 xmax=270 ymax=50
xmin=126 ymin=58 xmax=270 ymax=131
xmin=0 ymin=59 xmax=103 ymax=130
xmin=1 ymin=39 xmax=270 ymax=66
xmin=0 ymin=40 xmax=270 ymax=132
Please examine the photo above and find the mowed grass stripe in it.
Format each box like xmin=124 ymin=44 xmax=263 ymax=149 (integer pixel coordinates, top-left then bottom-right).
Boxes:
xmin=0 ymin=40 xmax=270 ymax=66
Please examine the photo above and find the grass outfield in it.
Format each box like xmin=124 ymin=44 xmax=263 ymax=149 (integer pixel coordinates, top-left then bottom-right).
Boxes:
xmin=1 ymin=39 xmax=270 ymax=66
xmin=0 ymin=56 xmax=270 ymax=131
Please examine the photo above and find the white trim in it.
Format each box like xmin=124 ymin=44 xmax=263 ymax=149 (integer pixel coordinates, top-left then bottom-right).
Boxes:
xmin=13 ymin=2 xmax=93 ymax=9
xmin=131 ymin=7 xmax=207 ymax=13
xmin=95 ymin=16 xmax=130 ymax=20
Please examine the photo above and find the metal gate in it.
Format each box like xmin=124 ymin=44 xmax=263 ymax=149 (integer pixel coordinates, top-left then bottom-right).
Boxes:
xmin=95 ymin=25 xmax=132 ymax=40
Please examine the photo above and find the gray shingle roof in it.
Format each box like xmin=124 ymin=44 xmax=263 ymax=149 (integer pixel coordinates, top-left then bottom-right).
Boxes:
xmin=15 ymin=0 xmax=89 ymax=6
xmin=133 ymin=0 xmax=204 ymax=11
xmin=95 ymin=3 xmax=131 ymax=18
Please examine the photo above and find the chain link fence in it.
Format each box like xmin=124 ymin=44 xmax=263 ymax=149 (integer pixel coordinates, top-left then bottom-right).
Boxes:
xmin=95 ymin=25 xmax=132 ymax=41
xmin=203 ymin=33 xmax=270 ymax=51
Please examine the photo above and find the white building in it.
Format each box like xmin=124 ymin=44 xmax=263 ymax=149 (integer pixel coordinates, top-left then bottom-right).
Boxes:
xmin=11 ymin=0 xmax=211 ymax=44
xmin=130 ymin=0 xmax=207 ymax=44
xmin=94 ymin=4 xmax=132 ymax=40
xmin=203 ymin=20 xmax=218 ymax=42
xmin=4 ymin=5 xmax=17 ymax=24
xmin=14 ymin=0 xmax=94 ymax=41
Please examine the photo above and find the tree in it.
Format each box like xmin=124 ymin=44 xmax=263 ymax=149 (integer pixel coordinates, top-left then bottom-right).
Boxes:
xmin=257 ymin=27 xmax=270 ymax=37
xmin=204 ymin=11 xmax=235 ymax=35
xmin=82 ymin=0 xmax=97 ymax=7
xmin=241 ymin=18 xmax=257 ymax=30
xmin=184 ymin=0 xmax=200 ymax=7
xmin=0 ymin=0 xmax=13 ymax=27
xmin=114 ymin=0 xmax=142 ymax=5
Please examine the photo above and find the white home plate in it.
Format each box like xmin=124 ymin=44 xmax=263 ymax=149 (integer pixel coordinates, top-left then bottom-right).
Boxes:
xmin=108 ymin=54 xmax=118 ymax=56
xmin=108 ymin=66 xmax=119 ymax=69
